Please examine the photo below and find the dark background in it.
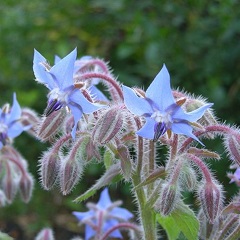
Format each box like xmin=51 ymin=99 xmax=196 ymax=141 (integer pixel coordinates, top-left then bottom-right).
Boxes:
xmin=0 ymin=1 xmax=240 ymax=239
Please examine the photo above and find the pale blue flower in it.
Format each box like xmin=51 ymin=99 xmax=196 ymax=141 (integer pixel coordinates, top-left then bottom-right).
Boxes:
xmin=33 ymin=48 xmax=104 ymax=138
xmin=0 ymin=93 xmax=29 ymax=149
xmin=73 ymin=188 xmax=133 ymax=240
xmin=123 ymin=64 xmax=213 ymax=143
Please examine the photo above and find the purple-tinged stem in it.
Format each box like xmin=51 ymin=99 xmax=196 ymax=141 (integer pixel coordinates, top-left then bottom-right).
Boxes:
xmin=101 ymin=222 xmax=141 ymax=240
xmin=74 ymin=72 xmax=123 ymax=101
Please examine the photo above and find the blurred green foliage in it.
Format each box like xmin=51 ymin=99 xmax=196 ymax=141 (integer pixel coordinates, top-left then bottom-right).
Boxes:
xmin=0 ymin=0 xmax=240 ymax=239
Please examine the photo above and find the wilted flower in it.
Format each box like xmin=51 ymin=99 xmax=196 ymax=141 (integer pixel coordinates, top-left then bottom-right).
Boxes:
xmin=33 ymin=48 xmax=104 ymax=138
xmin=0 ymin=93 xmax=30 ymax=149
xmin=123 ymin=65 xmax=213 ymax=143
xmin=73 ymin=188 xmax=133 ymax=240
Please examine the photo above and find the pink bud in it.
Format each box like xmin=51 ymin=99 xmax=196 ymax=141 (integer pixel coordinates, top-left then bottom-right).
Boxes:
xmin=92 ymin=106 xmax=124 ymax=144
xmin=225 ymin=135 xmax=240 ymax=166
xmin=60 ymin=155 xmax=83 ymax=195
xmin=156 ymin=183 xmax=179 ymax=216
xmin=85 ymin=136 xmax=101 ymax=161
xmin=35 ymin=228 xmax=54 ymax=240
xmin=39 ymin=150 xmax=60 ymax=190
xmin=116 ymin=144 xmax=132 ymax=181
xmin=2 ymin=164 xmax=18 ymax=203
xmin=180 ymin=165 xmax=197 ymax=191
xmin=38 ymin=109 xmax=66 ymax=141
xmin=198 ymin=181 xmax=223 ymax=223
xmin=19 ymin=173 xmax=34 ymax=203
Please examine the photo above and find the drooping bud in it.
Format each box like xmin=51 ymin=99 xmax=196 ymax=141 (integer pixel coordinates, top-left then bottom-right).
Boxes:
xmin=225 ymin=135 xmax=240 ymax=166
xmin=38 ymin=109 xmax=66 ymax=141
xmin=39 ymin=149 xmax=61 ymax=190
xmin=198 ymin=181 xmax=223 ymax=223
xmin=156 ymin=182 xmax=179 ymax=216
xmin=19 ymin=173 xmax=34 ymax=203
xmin=92 ymin=106 xmax=124 ymax=144
xmin=116 ymin=144 xmax=132 ymax=181
xmin=179 ymin=164 xmax=197 ymax=191
xmin=59 ymin=138 xmax=85 ymax=195
xmin=2 ymin=164 xmax=19 ymax=203
xmin=35 ymin=228 xmax=55 ymax=240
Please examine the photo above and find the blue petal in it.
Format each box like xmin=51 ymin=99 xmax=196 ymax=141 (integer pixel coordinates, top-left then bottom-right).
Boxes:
xmin=111 ymin=207 xmax=133 ymax=220
xmin=7 ymin=93 xmax=21 ymax=124
xmin=85 ymin=224 xmax=96 ymax=240
xmin=89 ymin=85 xmax=108 ymax=102
xmin=122 ymin=85 xmax=153 ymax=116
xmin=50 ymin=48 xmax=77 ymax=90
xmin=68 ymin=103 xmax=83 ymax=139
xmin=54 ymin=55 xmax=61 ymax=64
xmin=7 ymin=122 xmax=24 ymax=138
xmin=97 ymin=188 xmax=112 ymax=209
xmin=172 ymin=103 xmax=213 ymax=122
xmin=136 ymin=118 xmax=156 ymax=139
xmin=69 ymin=89 xmax=104 ymax=114
xmin=0 ymin=142 xmax=3 ymax=150
xmin=145 ymin=64 xmax=175 ymax=111
xmin=171 ymin=122 xmax=203 ymax=145
xmin=33 ymin=49 xmax=56 ymax=90
xmin=72 ymin=211 xmax=93 ymax=221
xmin=103 ymin=219 xmax=123 ymax=239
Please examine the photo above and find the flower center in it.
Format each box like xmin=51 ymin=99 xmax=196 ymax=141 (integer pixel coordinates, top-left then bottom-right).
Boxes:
xmin=151 ymin=111 xmax=172 ymax=141
xmin=46 ymin=88 xmax=68 ymax=116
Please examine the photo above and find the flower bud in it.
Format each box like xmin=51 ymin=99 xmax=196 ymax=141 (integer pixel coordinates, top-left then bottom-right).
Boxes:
xmin=180 ymin=165 xmax=197 ymax=191
xmin=39 ymin=149 xmax=60 ymax=190
xmin=156 ymin=182 xmax=179 ymax=216
xmin=19 ymin=173 xmax=34 ymax=203
xmin=59 ymin=144 xmax=84 ymax=195
xmin=2 ymin=165 xmax=19 ymax=203
xmin=198 ymin=181 xmax=223 ymax=223
xmin=38 ymin=109 xmax=66 ymax=141
xmin=225 ymin=135 xmax=240 ymax=166
xmin=116 ymin=144 xmax=132 ymax=181
xmin=92 ymin=106 xmax=124 ymax=144
xmin=35 ymin=228 xmax=55 ymax=240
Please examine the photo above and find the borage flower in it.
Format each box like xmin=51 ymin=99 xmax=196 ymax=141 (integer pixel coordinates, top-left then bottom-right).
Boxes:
xmin=0 ymin=93 xmax=30 ymax=149
xmin=123 ymin=64 xmax=213 ymax=144
xmin=33 ymin=49 xmax=104 ymax=138
xmin=73 ymin=188 xmax=133 ymax=240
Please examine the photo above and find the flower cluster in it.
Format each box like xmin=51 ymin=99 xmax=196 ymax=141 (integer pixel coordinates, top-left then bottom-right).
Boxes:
xmin=1 ymin=48 xmax=240 ymax=240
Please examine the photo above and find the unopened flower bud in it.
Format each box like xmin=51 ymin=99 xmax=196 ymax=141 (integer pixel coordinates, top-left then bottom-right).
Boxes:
xmin=180 ymin=165 xmax=197 ymax=191
xmin=35 ymin=228 xmax=55 ymax=240
xmin=225 ymin=135 xmax=240 ymax=166
xmin=198 ymin=181 xmax=223 ymax=223
xmin=39 ymin=150 xmax=60 ymax=190
xmin=116 ymin=144 xmax=132 ymax=181
xmin=19 ymin=173 xmax=34 ymax=203
xmin=84 ymin=136 xmax=101 ymax=161
xmin=2 ymin=165 xmax=19 ymax=203
xmin=156 ymin=182 xmax=179 ymax=216
xmin=38 ymin=109 xmax=66 ymax=141
xmin=60 ymin=153 xmax=83 ymax=195
xmin=92 ymin=106 xmax=124 ymax=144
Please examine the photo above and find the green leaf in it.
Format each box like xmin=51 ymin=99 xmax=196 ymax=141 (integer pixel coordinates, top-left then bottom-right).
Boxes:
xmin=74 ymin=163 xmax=121 ymax=202
xmin=157 ymin=202 xmax=199 ymax=240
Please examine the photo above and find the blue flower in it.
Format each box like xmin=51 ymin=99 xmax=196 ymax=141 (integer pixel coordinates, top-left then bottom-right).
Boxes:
xmin=0 ymin=93 xmax=29 ymax=149
xmin=33 ymin=48 xmax=104 ymax=138
xmin=73 ymin=188 xmax=133 ymax=240
xmin=123 ymin=64 xmax=213 ymax=143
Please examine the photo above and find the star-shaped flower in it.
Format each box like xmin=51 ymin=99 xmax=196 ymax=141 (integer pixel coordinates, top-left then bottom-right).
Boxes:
xmin=33 ymin=48 xmax=104 ymax=138
xmin=123 ymin=64 xmax=213 ymax=143
xmin=0 ymin=93 xmax=30 ymax=149
xmin=73 ymin=188 xmax=133 ymax=240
